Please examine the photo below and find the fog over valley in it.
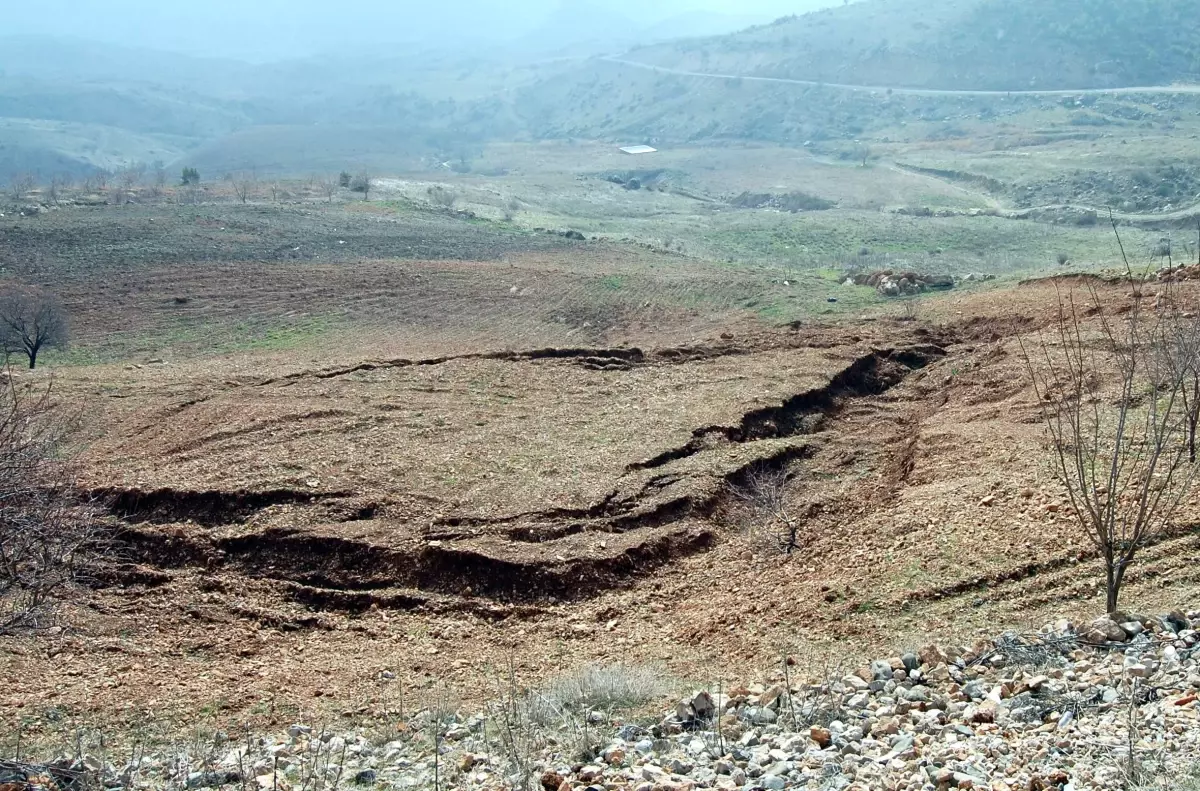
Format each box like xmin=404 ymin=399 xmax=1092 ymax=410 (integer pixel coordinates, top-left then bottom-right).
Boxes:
xmin=3 ymin=0 xmax=831 ymax=61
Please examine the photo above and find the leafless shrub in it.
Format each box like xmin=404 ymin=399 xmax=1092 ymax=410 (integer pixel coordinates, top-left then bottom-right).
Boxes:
xmin=1019 ymin=236 xmax=1196 ymax=612
xmin=427 ymin=186 xmax=457 ymax=209
xmin=781 ymin=643 xmax=850 ymax=729
xmin=529 ymin=663 xmax=667 ymax=722
xmin=230 ymin=171 xmax=256 ymax=204
xmin=425 ymin=687 xmax=457 ymax=791
xmin=8 ymin=174 xmax=35 ymax=201
xmin=1159 ymin=281 xmax=1200 ymax=463
xmin=0 ymin=287 xmax=68 ymax=370
xmin=47 ymin=175 xmax=71 ymax=206
xmin=503 ymin=197 xmax=521 ymax=221
xmin=0 ymin=371 xmax=102 ymax=635
xmin=152 ymin=160 xmax=167 ymax=191
xmin=319 ymin=176 xmax=339 ymax=204
xmin=1132 ymin=762 xmax=1200 ymax=790
xmin=119 ymin=165 xmax=144 ymax=191
xmin=486 ymin=660 xmax=666 ymax=786
xmin=727 ymin=462 xmax=801 ymax=554
xmin=899 ymin=298 xmax=921 ymax=322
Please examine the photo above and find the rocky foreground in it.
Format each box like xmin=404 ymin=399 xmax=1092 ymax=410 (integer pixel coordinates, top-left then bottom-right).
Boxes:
xmin=6 ymin=611 xmax=1200 ymax=791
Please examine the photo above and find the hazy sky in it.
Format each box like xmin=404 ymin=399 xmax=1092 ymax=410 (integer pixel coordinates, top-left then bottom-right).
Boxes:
xmin=5 ymin=0 xmax=839 ymax=61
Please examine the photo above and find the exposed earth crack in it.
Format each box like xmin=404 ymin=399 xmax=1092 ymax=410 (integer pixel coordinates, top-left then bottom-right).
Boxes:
xmin=631 ymin=345 xmax=946 ymax=470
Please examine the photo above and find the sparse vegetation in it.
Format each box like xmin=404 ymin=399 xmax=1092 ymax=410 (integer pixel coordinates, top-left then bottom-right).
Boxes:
xmin=485 ymin=662 xmax=667 ymax=786
xmin=0 ymin=371 xmax=99 ymax=635
xmin=529 ymin=664 xmax=668 ymax=721
xmin=427 ymin=185 xmax=457 ymax=209
xmin=12 ymin=0 xmax=1200 ymax=769
xmin=7 ymin=174 xmax=35 ymax=201
xmin=729 ymin=191 xmax=835 ymax=212
xmin=320 ymin=175 xmax=339 ymax=203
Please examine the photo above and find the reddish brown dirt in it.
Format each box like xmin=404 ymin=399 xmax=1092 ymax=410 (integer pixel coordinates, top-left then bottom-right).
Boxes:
xmin=5 ymin=274 xmax=1200 ymax=741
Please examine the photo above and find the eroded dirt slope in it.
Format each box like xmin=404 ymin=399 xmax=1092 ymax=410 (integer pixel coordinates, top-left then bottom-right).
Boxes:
xmin=6 ymin=279 xmax=1200 ymax=729
xmin=74 ymin=322 xmax=945 ymax=606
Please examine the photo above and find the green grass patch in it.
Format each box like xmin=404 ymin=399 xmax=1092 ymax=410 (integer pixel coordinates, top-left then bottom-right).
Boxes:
xmin=599 ymin=274 xmax=629 ymax=291
xmin=46 ymin=314 xmax=346 ymax=368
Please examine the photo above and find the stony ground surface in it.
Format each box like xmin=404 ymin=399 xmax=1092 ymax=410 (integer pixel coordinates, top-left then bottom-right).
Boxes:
xmin=8 ymin=609 xmax=1200 ymax=791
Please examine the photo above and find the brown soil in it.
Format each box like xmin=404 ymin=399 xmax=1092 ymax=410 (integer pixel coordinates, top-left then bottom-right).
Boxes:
xmin=4 ymin=246 xmax=1200 ymax=743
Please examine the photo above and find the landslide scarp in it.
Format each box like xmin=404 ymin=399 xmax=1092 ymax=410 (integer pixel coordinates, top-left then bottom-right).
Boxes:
xmin=100 ymin=341 xmax=948 ymax=613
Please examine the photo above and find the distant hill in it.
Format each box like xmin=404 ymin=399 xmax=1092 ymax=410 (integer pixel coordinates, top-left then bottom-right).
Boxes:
xmin=0 ymin=36 xmax=250 ymax=96
xmin=5 ymin=0 xmax=1200 ymax=181
xmin=627 ymin=0 xmax=1200 ymax=91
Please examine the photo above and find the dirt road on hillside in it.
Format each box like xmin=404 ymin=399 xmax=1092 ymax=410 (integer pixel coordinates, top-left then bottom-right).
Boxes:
xmin=603 ymin=56 xmax=1200 ymax=98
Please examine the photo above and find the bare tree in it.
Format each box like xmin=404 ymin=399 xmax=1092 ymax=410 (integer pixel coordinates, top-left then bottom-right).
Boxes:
xmin=320 ymin=176 xmax=339 ymax=204
xmin=0 ymin=371 xmax=102 ymax=635
xmin=231 ymin=171 xmax=256 ymax=204
xmin=853 ymin=142 xmax=872 ymax=168
xmin=8 ymin=174 xmax=35 ymax=201
xmin=119 ymin=165 xmax=143 ymax=191
xmin=0 ymin=288 xmax=69 ymax=370
xmin=1020 ymin=277 xmax=1195 ymax=612
xmin=47 ymin=175 xmax=71 ymax=206
xmin=1159 ymin=278 xmax=1200 ymax=463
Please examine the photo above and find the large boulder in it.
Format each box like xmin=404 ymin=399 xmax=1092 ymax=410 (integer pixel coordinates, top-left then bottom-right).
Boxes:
xmin=1081 ymin=616 xmax=1128 ymax=644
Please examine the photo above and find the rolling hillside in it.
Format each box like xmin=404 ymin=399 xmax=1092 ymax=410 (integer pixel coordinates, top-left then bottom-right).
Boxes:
xmin=4 ymin=0 xmax=1200 ymax=180
xmin=626 ymin=0 xmax=1200 ymax=91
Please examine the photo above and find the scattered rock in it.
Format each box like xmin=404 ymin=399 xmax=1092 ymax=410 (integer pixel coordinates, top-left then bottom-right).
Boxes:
xmin=47 ymin=606 xmax=1200 ymax=791
xmin=851 ymin=269 xmax=956 ymax=297
xmin=539 ymin=770 xmax=565 ymax=791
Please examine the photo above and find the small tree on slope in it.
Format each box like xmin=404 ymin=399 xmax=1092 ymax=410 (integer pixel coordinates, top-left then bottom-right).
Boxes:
xmin=1020 ymin=278 xmax=1195 ymax=613
xmin=0 ymin=287 xmax=69 ymax=370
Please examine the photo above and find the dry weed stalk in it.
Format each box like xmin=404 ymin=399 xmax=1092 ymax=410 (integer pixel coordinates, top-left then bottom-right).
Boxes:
xmin=488 ymin=655 xmax=538 ymax=790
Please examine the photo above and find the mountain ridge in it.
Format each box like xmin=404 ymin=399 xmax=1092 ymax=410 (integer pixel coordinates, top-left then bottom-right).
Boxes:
xmin=625 ymin=0 xmax=1200 ymax=91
